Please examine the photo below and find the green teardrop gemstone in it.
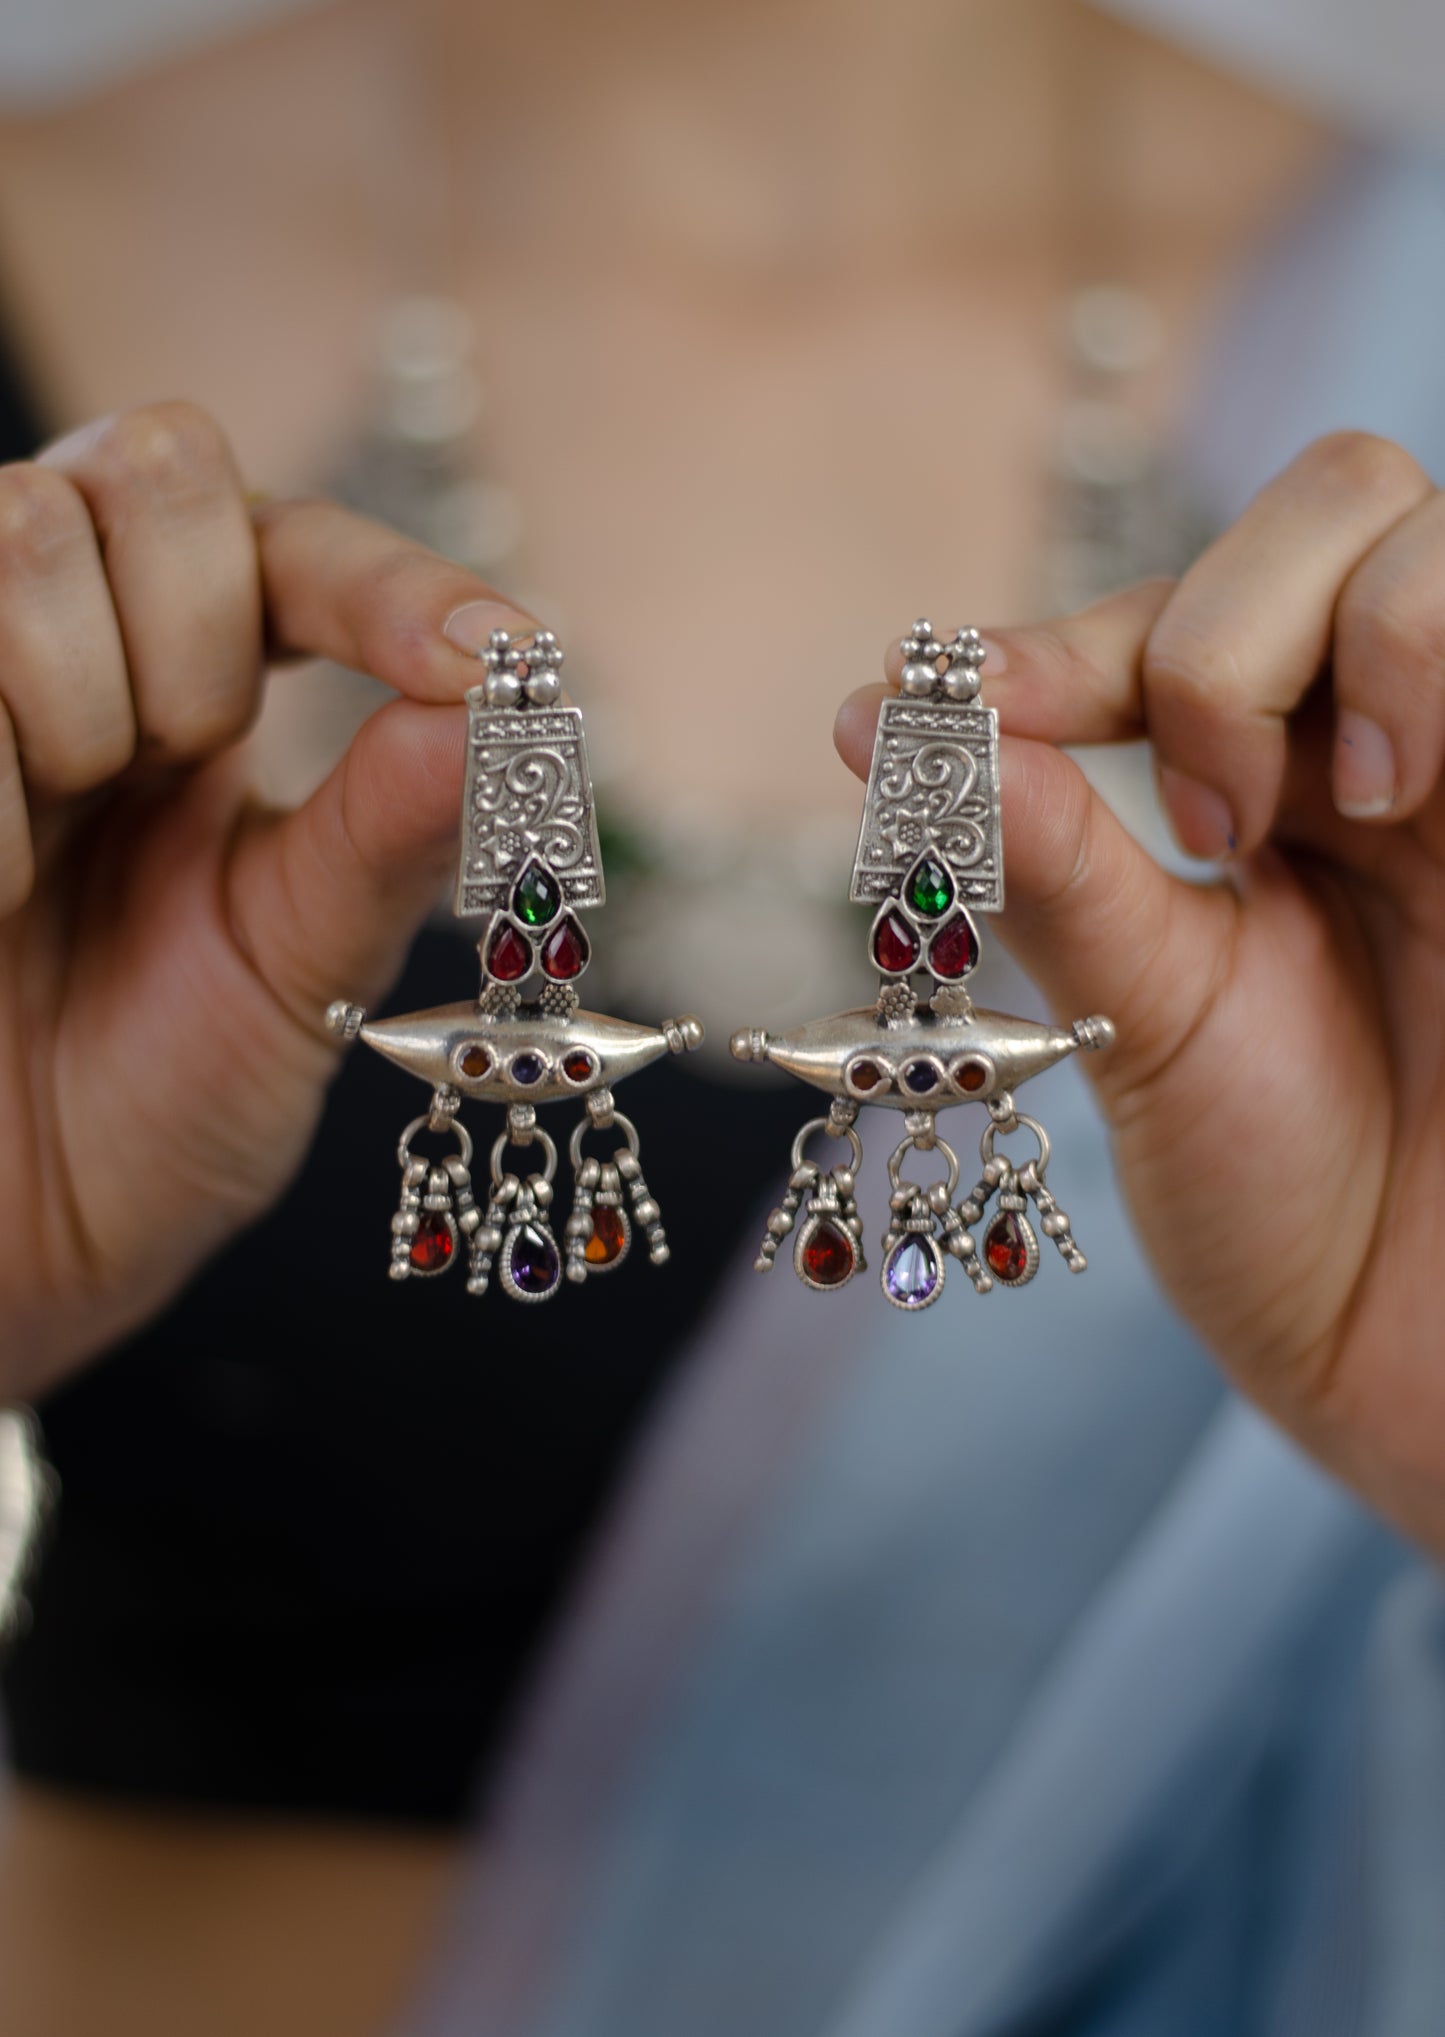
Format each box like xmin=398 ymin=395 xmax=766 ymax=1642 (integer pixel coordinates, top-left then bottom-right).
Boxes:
xmin=906 ymin=853 xmax=954 ymax=919
xmin=512 ymin=859 xmax=562 ymax=927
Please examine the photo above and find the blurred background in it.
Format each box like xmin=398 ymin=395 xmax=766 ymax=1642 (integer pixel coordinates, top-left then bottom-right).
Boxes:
xmin=0 ymin=4 xmax=1444 ymax=2035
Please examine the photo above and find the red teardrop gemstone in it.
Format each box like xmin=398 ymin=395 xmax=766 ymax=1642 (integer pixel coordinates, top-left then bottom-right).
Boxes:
xmin=584 ymin=1206 xmax=627 ymax=1266
xmin=485 ymin=921 xmax=532 ymax=983
xmin=872 ymin=907 xmax=921 ymax=975
xmin=541 ymin=915 xmax=589 ymax=980
xmin=802 ymin=1218 xmax=855 ymax=1287
xmin=929 ymin=914 xmax=979 ymax=979
xmin=985 ymin=1211 xmax=1030 ymax=1282
xmin=410 ymin=1214 xmax=455 ymax=1274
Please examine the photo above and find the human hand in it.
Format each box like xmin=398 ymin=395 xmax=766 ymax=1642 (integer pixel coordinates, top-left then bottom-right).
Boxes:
xmin=837 ymin=433 xmax=1445 ymax=1558
xmin=0 ymin=404 xmax=532 ymax=1398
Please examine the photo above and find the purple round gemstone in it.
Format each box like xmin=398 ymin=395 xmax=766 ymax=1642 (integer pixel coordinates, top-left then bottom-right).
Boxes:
xmin=883 ymin=1235 xmax=941 ymax=1308
xmin=509 ymin=1223 xmax=560 ymax=1296
xmin=510 ymin=1052 xmax=545 ymax=1086
xmin=902 ymin=1060 xmax=938 ymax=1094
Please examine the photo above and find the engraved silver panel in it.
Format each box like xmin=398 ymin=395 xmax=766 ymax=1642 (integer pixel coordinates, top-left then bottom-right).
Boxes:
xmin=849 ymin=699 xmax=1003 ymax=911
xmin=454 ymin=700 xmax=605 ymax=918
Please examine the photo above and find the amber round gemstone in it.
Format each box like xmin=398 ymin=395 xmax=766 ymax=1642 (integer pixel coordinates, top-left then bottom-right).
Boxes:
xmin=563 ymin=1049 xmax=597 ymax=1083
xmin=929 ymin=913 xmax=979 ymax=979
xmin=848 ymin=1057 xmax=885 ymax=1094
xmin=458 ymin=1044 xmax=493 ymax=1080
xmin=872 ymin=907 xmax=921 ymax=975
xmin=584 ymin=1205 xmax=628 ymax=1266
xmin=801 ymin=1217 xmax=855 ymax=1287
xmin=485 ymin=921 xmax=532 ymax=983
xmin=953 ymin=1057 xmax=988 ymax=1093
xmin=985 ymin=1211 xmax=1031 ymax=1282
xmin=409 ymin=1213 xmax=454 ymax=1274
xmin=541 ymin=915 xmax=589 ymax=980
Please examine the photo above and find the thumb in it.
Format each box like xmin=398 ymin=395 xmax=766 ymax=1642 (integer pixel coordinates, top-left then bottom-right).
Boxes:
xmin=997 ymin=737 xmax=1238 ymax=1109
xmin=225 ymin=695 xmax=470 ymax=1041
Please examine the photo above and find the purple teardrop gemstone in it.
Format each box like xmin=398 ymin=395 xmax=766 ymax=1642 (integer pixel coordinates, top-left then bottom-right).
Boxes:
xmin=883 ymin=1236 xmax=941 ymax=1308
xmin=509 ymin=1223 xmax=560 ymax=1296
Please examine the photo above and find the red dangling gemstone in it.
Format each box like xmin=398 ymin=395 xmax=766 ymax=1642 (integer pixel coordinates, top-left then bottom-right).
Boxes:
xmin=802 ymin=1218 xmax=855 ymax=1287
xmin=541 ymin=915 xmax=589 ymax=980
xmin=985 ymin=1211 xmax=1030 ymax=1282
xmin=485 ymin=921 xmax=532 ymax=983
xmin=929 ymin=913 xmax=979 ymax=979
xmin=410 ymin=1213 xmax=455 ymax=1274
xmin=872 ymin=907 xmax=921 ymax=976
xmin=584 ymin=1205 xmax=627 ymax=1267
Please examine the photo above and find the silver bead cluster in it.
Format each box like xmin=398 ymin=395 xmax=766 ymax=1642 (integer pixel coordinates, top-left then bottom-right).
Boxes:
xmin=897 ymin=618 xmax=987 ymax=703
xmin=875 ymin=980 xmax=918 ymax=1026
xmin=479 ymin=626 xmax=566 ymax=709
xmin=618 ymin=1146 xmax=669 ymax=1265
xmin=538 ymin=982 xmax=580 ymax=1021
xmin=1017 ymin=1159 xmax=1086 ymax=1274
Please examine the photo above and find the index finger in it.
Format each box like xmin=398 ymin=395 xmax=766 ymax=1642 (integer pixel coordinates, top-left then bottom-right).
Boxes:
xmin=252 ymin=496 xmax=537 ymax=696
xmin=876 ymin=579 xmax=1175 ymax=750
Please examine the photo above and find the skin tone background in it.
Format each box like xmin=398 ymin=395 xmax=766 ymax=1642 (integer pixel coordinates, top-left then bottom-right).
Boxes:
xmin=0 ymin=3 xmax=1388 ymax=2033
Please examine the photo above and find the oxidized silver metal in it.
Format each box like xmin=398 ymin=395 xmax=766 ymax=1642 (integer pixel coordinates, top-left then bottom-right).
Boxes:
xmin=738 ymin=618 xmax=1115 ymax=1310
xmin=328 ymin=626 xmax=704 ymax=1301
xmin=850 ymin=698 xmax=1004 ymax=912
xmin=454 ymin=699 xmax=605 ymax=918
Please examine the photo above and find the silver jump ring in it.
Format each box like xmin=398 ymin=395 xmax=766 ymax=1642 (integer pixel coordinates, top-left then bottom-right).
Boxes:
xmin=569 ymin=1108 xmax=642 ymax=1170
xmin=887 ymin=1132 xmax=960 ymax=1202
xmin=790 ymin=1117 xmax=865 ymax=1177
xmin=979 ymin=1112 xmax=1051 ymax=1176
xmin=397 ymin=1115 xmax=473 ymax=1168
xmin=490 ymin=1124 xmax=558 ymax=1187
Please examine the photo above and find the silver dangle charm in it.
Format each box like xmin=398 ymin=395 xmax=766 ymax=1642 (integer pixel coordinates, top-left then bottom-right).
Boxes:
xmin=389 ymin=1105 xmax=476 ymax=1280
xmin=755 ymin=1109 xmax=866 ymax=1293
xmin=965 ymin=1108 xmax=1085 ymax=1290
xmin=735 ymin=619 xmax=1114 ymax=1311
xmin=328 ymin=627 xmax=704 ymax=1301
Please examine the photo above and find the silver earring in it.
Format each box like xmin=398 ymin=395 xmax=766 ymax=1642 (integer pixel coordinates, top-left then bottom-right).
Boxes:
xmin=732 ymin=621 xmax=1114 ymax=1312
xmin=328 ymin=629 xmax=704 ymax=1301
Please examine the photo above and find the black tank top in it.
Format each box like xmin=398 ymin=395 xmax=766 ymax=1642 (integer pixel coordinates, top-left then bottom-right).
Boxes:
xmin=0 ymin=368 xmax=796 ymax=1823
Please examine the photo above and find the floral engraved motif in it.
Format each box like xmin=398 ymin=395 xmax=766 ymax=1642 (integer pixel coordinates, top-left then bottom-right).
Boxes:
xmin=850 ymin=702 xmax=1003 ymax=910
xmin=454 ymin=707 xmax=605 ymax=917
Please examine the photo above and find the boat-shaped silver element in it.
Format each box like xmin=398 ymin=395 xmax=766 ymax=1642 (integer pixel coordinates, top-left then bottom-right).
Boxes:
xmin=332 ymin=1000 xmax=704 ymax=1105
xmin=730 ymin=1006 xmax=1114 ymax=1111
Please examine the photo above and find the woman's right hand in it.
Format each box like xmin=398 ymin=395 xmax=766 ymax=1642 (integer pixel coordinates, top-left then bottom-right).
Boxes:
xmin=0 ymin=402 xmax=534 ymax=1399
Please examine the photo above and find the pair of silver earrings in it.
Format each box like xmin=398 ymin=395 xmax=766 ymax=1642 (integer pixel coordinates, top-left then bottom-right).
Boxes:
xmin=326 ymin=620 xmax=1114 ymax=1312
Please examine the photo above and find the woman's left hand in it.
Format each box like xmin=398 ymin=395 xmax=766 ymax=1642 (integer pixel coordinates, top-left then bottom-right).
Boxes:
xmin=837 ymin=432 xmax=1445 ymax=1559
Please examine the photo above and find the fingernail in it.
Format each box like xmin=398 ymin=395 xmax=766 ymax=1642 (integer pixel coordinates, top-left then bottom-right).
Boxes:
xmin=1332 ymin=711 xmax=1396 ymax=818
xmin=442 ymin=599 xmax=536 ymax=656
xmin=1157 ymin=767 xmax=1237 ymax=859
xmin=978 ymin=635 xmax=1008 ymax=677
